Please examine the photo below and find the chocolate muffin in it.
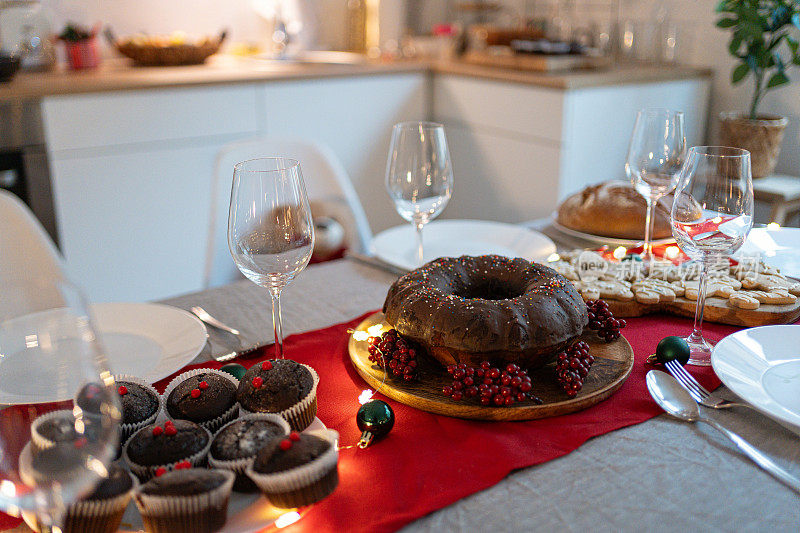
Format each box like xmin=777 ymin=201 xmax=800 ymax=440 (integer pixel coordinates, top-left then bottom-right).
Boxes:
xmin=235 ymin=359 xmax=318 ymax=431
xmin=134 ymin=469 xmax=234 ymax=533
xmin=164 ymin=370 xmax=239 ymax=432
xmin=124 ymin=420 xmax=212 ymax=480
xmin=211 ymin=418 xmax=287 ymax=461
xmin=117 ymin=380 xmax=159 ymax=426
xmin=31 ymin=410 xmax=103 ymax=451
xmin=208 ymin=414 xmax=290 ymax=491
xmin=61 ymin=463 xmax=135 ymax=533
xmin=84 ymin=463 xmax=134 ymax=499
xmin=246 ymin=430 xmax=339 ymax=508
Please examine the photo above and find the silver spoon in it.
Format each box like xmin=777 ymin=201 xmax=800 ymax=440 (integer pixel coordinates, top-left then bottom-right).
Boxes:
xmin=646 ymin=370 xmax=800 ymax=494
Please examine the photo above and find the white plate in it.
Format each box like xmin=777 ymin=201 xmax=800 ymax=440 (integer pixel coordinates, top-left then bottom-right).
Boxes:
xmin=548 ymin=213 xmax=675 ymax=248
xmin=712 ymin=325 xmax=800 ymax=435
xmin=0 ymin=303 xmax=207 ymax=404
xmin=92 ymin=302 xmax=207 ymax=384
xmin=371 ymin=219 xmax=556 ymax=271
xmin=737 ymin=227 xmax=800 ymax=278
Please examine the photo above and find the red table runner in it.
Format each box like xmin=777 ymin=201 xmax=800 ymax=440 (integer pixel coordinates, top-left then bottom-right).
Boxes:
xmin=2 ymin=310 xmax=737 ymax=532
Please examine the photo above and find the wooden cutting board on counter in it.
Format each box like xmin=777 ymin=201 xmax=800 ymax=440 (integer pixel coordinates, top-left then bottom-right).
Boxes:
xmin=462 ymin=50 xmax=611 ymax=72
xmin=604 ymin=294 xmax=800 ymax=327
xmin=348 ymin=312 xmax=633 ymax=421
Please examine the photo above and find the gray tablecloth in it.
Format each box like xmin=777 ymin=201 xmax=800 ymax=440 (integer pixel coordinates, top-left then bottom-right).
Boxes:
xmin=159 ymin=259 xmax=799 ymax=532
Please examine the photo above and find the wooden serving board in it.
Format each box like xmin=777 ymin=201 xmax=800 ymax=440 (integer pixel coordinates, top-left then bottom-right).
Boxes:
xmin=604 ymin=294 xmax=800 ymax=327
xmin=462 ymin=50 xmax=611 ymax=72
xmin=348 ymin=312 xmax=633 ymax=421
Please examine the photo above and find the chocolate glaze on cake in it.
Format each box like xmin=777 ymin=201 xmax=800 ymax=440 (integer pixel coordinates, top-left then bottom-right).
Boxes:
xmin=236 ymin=360 xmax=313 ymax=414
xmin=383 ymin=255 xmax=588 ymax=368
xmin=126 ymin=420 xmax=209 ymax=467
xmin=166 ymin=373 xmax=236 ymax=423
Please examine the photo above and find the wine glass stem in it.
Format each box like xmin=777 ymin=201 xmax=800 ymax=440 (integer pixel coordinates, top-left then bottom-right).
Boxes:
xmin=270 ymin=288 xmax=284 ymax=359
xmin=38 ymin=506 xmax=64 ymax=533
xmin=643 ymin=196 xmax=655 ymax=261
xmin=415 ymin=221 xmax=424 ymax=266
xmin=688 ymin=258 xmax=709 ymax=343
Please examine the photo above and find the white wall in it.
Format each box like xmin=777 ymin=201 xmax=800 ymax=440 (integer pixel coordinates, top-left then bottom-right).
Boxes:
xmin=36 ymin=0 xmax=353 ymax=54
xmin=623 ymin=0 xmax=800 ymax=177
xmin=495 ymin=0 xmax=800 ymax=176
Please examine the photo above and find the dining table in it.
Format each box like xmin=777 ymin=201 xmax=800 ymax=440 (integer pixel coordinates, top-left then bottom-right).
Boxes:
xmin=152 ymin=250 xmax=799 ymax=532
xmin=8 ymin=223 xmax=797 ymax=533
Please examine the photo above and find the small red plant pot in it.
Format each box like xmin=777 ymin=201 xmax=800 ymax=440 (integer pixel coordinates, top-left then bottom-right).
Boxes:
xmin=63 ymin=36 xmax=100 ymax=70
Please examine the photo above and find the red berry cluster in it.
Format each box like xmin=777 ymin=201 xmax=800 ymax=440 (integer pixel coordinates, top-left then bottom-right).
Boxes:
xmin=152 ymin=420 xmax=177 ymax=437
xmin=367 ymin=329 xmax=418 ymax=381
xmin=443 ymin=362 xmax=541 ymax=406
xmin=555 ymin=340 xmax=594 ymax=397
xmin=279 ymin=431 xmax=302 ymax=451
xmin=155 ymin=460 xmax=191 ymax=477
xmin=585 ymin=299 xmax=626 ymax=342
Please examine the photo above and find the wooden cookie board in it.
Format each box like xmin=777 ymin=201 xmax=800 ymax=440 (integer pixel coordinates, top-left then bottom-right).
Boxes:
xmin=348 ymin=312 xmax=633 ymax=421
xmin=603 ymin=294 xmax=800 ymax=327
xmin=462 ymin=50 xmax=611 ymax=72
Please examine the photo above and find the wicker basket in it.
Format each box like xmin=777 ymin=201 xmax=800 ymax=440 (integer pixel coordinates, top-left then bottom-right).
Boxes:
xmin=107 ymin=29 xmax=227 ymax=66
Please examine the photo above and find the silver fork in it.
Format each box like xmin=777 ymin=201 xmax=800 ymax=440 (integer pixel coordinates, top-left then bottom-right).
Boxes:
xmin=190 ymin=306 xmax=241 ymax=336
xmin=664 ymin=359 xmax=752 ymax=411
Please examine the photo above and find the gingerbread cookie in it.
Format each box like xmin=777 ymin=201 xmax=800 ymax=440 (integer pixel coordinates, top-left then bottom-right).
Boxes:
xmin=744 ymin=289 xmax=797 ymax=305
xmin=682 ymin=279 xmax=738 ymax=301
xmin=571 ymin=279 xmax=634 ymax=302
xmin=729 ymin=291 xmax=760 ymax=310
xmin=739 ymin=273 xmax=800 ymax=295
xmin=631 ymin=278 xmax=686 ymax=304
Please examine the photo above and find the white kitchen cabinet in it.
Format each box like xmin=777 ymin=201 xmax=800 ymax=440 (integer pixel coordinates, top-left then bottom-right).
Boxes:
xmin=260 ymin=73 xmax=428 ymax=234
xmin=42 ymin=85 xmax=261 ymax=302
xmin=42 ymin=74 xmax=427 ymax=302
xmin=433 ymin=74 xmax=711 ymax=223
xmin=49 ymin=143 xmax=223 ymax=302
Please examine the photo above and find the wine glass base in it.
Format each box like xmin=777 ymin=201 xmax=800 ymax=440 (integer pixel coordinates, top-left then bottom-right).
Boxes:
xmin=684 ymin=334 xmax=714 ymax=366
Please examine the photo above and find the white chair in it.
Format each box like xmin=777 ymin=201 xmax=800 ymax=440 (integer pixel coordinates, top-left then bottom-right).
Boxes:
xmin=204 ymin=137 xmax=372 ymax=288
xmin=0 ymin=189 xmax=64 ymax=282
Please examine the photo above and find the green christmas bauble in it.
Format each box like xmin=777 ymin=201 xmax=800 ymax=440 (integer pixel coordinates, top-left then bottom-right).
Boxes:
xmin=656 ymin=336 xmax=690 ymax=365
xmin=357 ymin=400 xmax=395 ymax=440
xmin=219 ymin=363 xmax=247 ymax=381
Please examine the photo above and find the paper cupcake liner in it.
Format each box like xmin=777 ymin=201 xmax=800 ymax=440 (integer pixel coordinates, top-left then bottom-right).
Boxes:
xmin=31 ymin=409 xmax=77 ymax=452
xmin=30 ymin=409 xmax=120 ymax=458
xmin=162 ymin=368 xmax=240 ymax=433
xmin=134 ymin=470 xmax=234 ymax=533
xmin=239 ymin=363 xmax=319 ymax=431
xmin=123 ymin=424 xmax=213 ymax=482
xmin=245 ymin=429 xmax=339 ymax=508
xmin=208 ymin=413 xmax=290 ymax=491
xmin=21 ymin=465 xmax=137 ymax=533
xmin=61 ymin=471 xmax=138 ymax=533
xmin=113 ymin=374 xmax=162 ymax=445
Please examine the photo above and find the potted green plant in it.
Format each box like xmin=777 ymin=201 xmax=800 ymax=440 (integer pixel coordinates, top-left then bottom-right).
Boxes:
xmin=716 ymin=0 xmax=800 ymax=177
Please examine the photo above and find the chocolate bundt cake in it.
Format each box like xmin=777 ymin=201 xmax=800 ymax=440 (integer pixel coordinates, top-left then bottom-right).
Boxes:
xmin=382 ymin=255 xmax=588 ymax=369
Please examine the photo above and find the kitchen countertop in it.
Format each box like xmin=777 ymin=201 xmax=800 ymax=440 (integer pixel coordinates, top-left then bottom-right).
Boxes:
xmin=0 ymin=54 xmax=711 ymax=102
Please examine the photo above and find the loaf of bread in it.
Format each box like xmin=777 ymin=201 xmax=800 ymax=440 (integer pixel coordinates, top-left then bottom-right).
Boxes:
xmin=556 ymin=181 xmax=673 ymax=240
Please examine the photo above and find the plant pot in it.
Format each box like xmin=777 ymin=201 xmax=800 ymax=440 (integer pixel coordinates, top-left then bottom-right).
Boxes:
xmin=719 ymin=113 xmax=788 ymax=178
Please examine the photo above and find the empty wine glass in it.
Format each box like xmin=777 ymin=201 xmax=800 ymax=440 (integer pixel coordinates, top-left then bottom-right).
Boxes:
xmin=228 ymin=158 xmax=314 ymax=360
xmin=385 ymin=121 xmax=453 ymax=266
xmin=671 ymin=146 xmax=753 ymax=365
xmin=626 ymin=108 xmax=686 ymax=262
xmin=0 ymin=278 xmax=120 ymax=532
